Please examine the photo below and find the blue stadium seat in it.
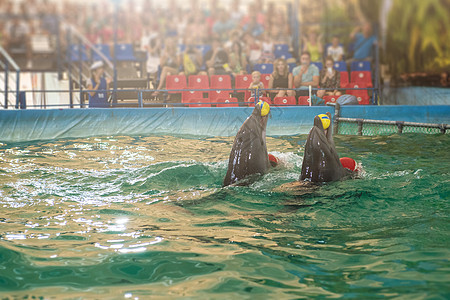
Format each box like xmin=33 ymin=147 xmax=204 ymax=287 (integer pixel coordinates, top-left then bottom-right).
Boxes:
xmin=333 ymin=60 xmax=347 ymax=72
xmin=68 ymin=44 xmax=88 ymax=62
xmin=114 ymin=43 xmax=137 ymax=61
xmin=92 ymin=44 xmax=112 ymax=61
xmin=311 ymin=62 xmax=323 ymax=71
xmin=275 ymin=44 xmax=289 ymax=52
xmin=351 ymin=60 xmax=371 ymax=71
xmin=275 ymin=51 xmax=292 ymax=60
xmin=254 ymin=63 xmax=273 ymax=74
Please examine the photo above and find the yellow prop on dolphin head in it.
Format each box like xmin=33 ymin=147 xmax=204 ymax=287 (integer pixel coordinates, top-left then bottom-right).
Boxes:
xmin=258 ymin=100 xmax=270 ymax=117
xmin=318 ymin=114 xmax=331 ymax=130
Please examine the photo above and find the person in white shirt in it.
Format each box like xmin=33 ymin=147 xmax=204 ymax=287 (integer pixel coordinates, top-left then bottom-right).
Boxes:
xmin=326 ymin=36 xmax=344 ymax=62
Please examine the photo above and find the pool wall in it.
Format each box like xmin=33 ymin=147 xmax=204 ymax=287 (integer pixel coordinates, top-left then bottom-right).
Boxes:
xmin=0 ymin=105 xmax=449 ymax=143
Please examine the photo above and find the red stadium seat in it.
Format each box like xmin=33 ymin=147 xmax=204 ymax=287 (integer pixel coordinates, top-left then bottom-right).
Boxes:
xmin=210 ymin=75 xmax=232 ymax=104
xmin=166 ymin=75 xmax=187 ymax=94
xmin=182 ymin=90 xmax=205 ymax=106
xmin=260 ymin=73 xmax=272 ymax=91
xmin=188 ymin=75 xmax=210 ymax=98
xmin=346 ymin=83 xmax=370 ymax=105
xmin=340 ymin=71 xmax=349 ymax=88
xmin=273 ymin=96 xmax=296 ymax=106
xmin=247 ymin=97 xmax=272 ymax=106
xmin=211 ymin=74 xmax=232 ymax=89
xmin=188 ymin=75 xmax=209 ymax=89
xmin=350 ymin=71 xmax=373 ymax=88
xmin=216 ymin=97 xmax=239 ymax=107
xmin=298 ymin=96 xmax=310 ymax=106
xmin=235 ymin=74 xmax=252 ymax=102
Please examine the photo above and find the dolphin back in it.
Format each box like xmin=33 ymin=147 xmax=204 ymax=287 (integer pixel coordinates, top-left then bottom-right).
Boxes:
xmin=300 ymin=115 xmax=346 ymax=182
xmin=223 ymin=113 xmax=269 ymax=186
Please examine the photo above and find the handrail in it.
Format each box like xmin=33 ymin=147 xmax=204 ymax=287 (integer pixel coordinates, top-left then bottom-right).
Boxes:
xmin=0 ymin=46 xmax=20 ymax=71
xmin=62 ymin=22 xmax=114 ymax=69
xmin=0 ymin=45 xmax=21 ymax=109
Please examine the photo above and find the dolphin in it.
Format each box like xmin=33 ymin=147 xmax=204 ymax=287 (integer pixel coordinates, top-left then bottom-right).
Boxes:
xmin=223 ymin=102 xmax=270 ymax=186
xmin=300 ymin=112 xmax=351 ymax=182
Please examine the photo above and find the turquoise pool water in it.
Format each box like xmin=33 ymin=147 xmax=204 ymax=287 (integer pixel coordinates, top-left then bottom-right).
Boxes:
xmin=0 ymin=134 xmax=449 ymax=299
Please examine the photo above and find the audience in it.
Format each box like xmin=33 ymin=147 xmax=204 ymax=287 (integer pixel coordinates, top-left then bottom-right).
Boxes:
xmin=293 ymin=52 xmax=320 ymax=97
xmin=326 ymin=36 xmax=344 ymax=62
xmin=229 ymin=41 xmax=247 ymax=76
xmin=205 ymin=38 xmax=230 ymax=76
xmin=0 ymin=0 xmax=380 ymax=105
xmin=268 ymin=58 xmax=294 ymax=98
xmin=317 ymin=56 xmax=342 ymax=98
xmin=249 ymin=70 xmax=265 ymax=99
xmin=302 ymin=30 xmax=323 ymax=63
xmin=348 ymin=21 xmax=377 ymax=62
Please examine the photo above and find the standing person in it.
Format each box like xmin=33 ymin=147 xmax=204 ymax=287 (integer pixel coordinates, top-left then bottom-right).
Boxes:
xmin=326 ymin=36 xmax=344 ymax=62
xmin=268 ymin=58 xmax=294 ymax=98
xmin=317 ymin=57 xmax=342 ymax=98
xmin=293 ymin=52 xmax=320 ymax=97
xmin=302 ymin=30 xmax=323 ymax=62
xmin=348 ymin=21 xmax=377 ymax=62
xmin=87 ymin=61 xmax=112 ymax=108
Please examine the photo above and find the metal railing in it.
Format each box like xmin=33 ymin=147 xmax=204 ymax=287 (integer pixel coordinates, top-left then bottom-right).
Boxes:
xmin=0 ymin=46 xmax=21 ymax=109
xmin=329 ymin=103 xmax=448 ymax=135
xmin=0 ymin=86 xmax=377 ymax=109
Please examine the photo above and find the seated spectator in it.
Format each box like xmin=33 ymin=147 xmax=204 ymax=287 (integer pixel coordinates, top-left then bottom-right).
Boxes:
xmin=179 ymin=37 xmax=206 ymax=76
xmin=244 ymin=33 xmax=262 ymax=67
xmin=153 ymin=38 xmax=180 ymax=96
xmin=293 ymin=51 xmax=320 ymax=96
xmin=302 ymin=30 xmax=323 ymax=62
xmin=3 ymin=16 xmax=32 ymax=68
xmin=348 ymin=21 xmax=376 ymax=62
xmin=229 ymin=41 xmax=247 ymax=76
xmin=317 ymin=56 xmax=342 ymax=98
xmin=86 ymin=61 xmax=112 ymax=108
xmin=268 ymin=58 xmax=294 ymax=98
xmin=205 ymin=38 xmax=230 ymax=76
xmin=260 ymin=32 xmax=275 ymax=63
xmin=249 ymin=70 xmax=265 ymax=99
xmin=142 ymin=35 xmax=161 ymax=84
xmin=326 ymin=36 xmax=344 ymax=62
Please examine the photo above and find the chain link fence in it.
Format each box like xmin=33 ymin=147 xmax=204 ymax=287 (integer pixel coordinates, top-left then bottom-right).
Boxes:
xmin=336 ymin=118 xmax=448 ymax=136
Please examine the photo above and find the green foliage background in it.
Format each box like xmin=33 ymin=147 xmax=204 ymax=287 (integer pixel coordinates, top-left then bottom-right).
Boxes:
xmin=321 ymin=0 xmax=450 ymax=77
xmin=385 ymin=0 xmax=450 ymax=77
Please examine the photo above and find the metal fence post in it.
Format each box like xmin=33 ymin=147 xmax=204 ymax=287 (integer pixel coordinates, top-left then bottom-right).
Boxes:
xmin=4 ymin=62 xmax=8 ymax=109
xmin=15 ymin=69 xmax=20 ymax=109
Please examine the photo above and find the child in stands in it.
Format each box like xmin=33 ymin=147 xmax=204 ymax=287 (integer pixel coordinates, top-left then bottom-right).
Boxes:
xmin=249 ymin=71 xmax=265 ymax=99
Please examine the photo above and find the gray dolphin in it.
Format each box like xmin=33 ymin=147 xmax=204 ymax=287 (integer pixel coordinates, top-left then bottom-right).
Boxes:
xmin=300 ymin=112 xmax=351 ymax=182
xmin=223 ymin=104 xmax=270 ymax=186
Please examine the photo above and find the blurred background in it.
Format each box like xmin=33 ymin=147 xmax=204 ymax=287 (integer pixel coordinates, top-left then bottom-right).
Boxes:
xmin=0 ymin=0 xmax=449 ymax=108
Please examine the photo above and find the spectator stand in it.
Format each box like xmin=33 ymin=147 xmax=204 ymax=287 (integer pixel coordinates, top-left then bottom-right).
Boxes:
xmin=63 ymin=23 xmax=149 ymax=108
